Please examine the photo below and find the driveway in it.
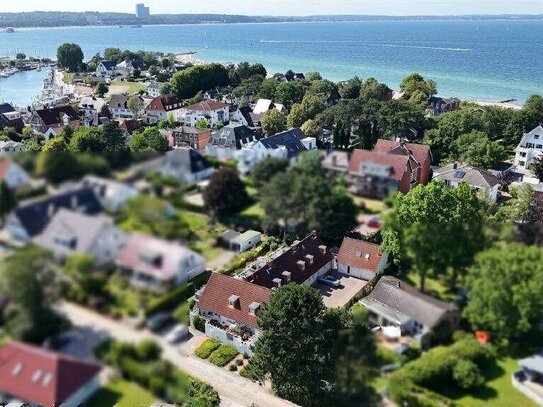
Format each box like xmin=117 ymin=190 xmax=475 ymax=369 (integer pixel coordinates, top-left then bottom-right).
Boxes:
xmin=314 ymin=271 xmax=368 ymax=308
xmin=56 ymin=302 xmax=298 ymax=407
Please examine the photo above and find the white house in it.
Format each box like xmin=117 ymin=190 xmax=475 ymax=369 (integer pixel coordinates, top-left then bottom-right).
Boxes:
xmin=0 ymin=159 xmax=31 ymax=189
xmin=181 ymin=100 xmax=230 ymax=128
xmin=108 ymin=94 xmax=134 ymax=119
xmin=33 ymin=209 xmax=127 ymax=266
xmin=81 ymin=175 xmax=139 ymax=212
xmin=230 ymin=230 xmax=262 ymax=253
xmin=0 ymin=141 xmax=25 ymax=154
xmin=147 ymin=81 xmax=161 ymax=98
xmin=96 ymin=60 xmax=118 ymax=77
xmin=159 ymin=148 xmax=214 ymax=183
xmin=515 ymin=125 xmax=543 ymax=170
xmin=78 ymin=96 xmax=106 ymax=117
xmin=252 ymin=99 xmax=286 ymax=115
xmin=144 ymin=94 xmax=184 ymax=124
xmin=336 ymin=237 xmax=388 ymax=281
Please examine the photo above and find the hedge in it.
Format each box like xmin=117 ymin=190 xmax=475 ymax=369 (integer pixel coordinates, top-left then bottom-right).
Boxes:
xmin=195 ymin=339 xmax=221 ymax=359
xmin=208 ymin=344 xmax=238 ymax=367
xmin=145 ymin=272 xmax=210 ymax=317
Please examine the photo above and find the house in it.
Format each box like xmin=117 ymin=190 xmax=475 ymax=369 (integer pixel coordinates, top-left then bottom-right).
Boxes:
xmin=78 ymin=96 xmax=106 ymax=118
xmin=218 ymin=230 xmax=262 ymax=252
xmin=147 ymin=80 xmax=161 ymax=98
xmin=116 ymin=59 xmax=149 ymax=75
xmin=0 ymin=103 xmax=24 ymax=132
xmin=144 ymin=94 xmax=184 ymax=124
xmin=514 ymin=125 xmax=543 ymax=170
xmin=115 ymin=233 xmax=206 ymax=292
xmin=0 ymin=158 xmax=31 ymax=189
xmin=96 ymin=60 xmax=118 ymax=77
xmin=118 ymin=118 xmax=142 ymax=136
xmin=205 ymin=124 xmax=259 ymax=160
xmin=282 ymin=72 xmax=306 ymax=82
xmin=33 ymin=209 xmax=126 ymax=266
xmin=6 ymin=187 xmax=103 ymax=243
xmin=426 ymin=96 xmax=460 ymax=116
xmin=252 ymin=99 xmax=286 ymax=115
xmin=336 ymin=237 xmax=388 ymax=280
xmin=168 ymin=126 xmax=212 ymax=150
xmin=203 ymin=88 xmax=220 ymax=100
xmin=29 ymin=106 xmax=81 ymax=138
xmin=360 ymin=276 xmax=459 ymax=348
xmin=159 ymin=147 xmax=214 ymax=183
xmin=434 ymin=162 xmax=501 ymax=202
xmin=236 ymin=128 xmax=316 ymax=174
xmin=243 ymin=231 xmax=333 ymax=289
xmin=0 ymin=341 xmax=101 ymax=407
xmin=180 ymin=100 xmax=230 ymax=128
xmin=0 ymin=140 xmax=25 ymax=153
xmin=81 ymin=175 xmax=139 ymax=212
xmin=195 ymin=273 xmax=271 ymax=356
xmin=374 ymin=139 xmax=433 ymax=185
xmin=108 ymin=94 xmax=134 ymax=119
xmin=514 ymin=353 xmax=543 ymax=406
xmin=231 ymin=105 xmax=259 ymax=128
xmin=323 ymin=151 xmax=350 ymax=176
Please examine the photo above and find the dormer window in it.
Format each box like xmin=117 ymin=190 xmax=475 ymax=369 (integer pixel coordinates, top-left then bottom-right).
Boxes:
xmin=282 ymin=271 xmax=291 ymax=283
xmin=297 ymin=260 xmax=306 ymax=271
xmin=12 ymin=362 xmax=23 ymax=376
xmin=272 ymin=278 xmax=282 ymax=288
xmin=32 ymin=369 xmax=43 ymax=383
xmin=249 ymin=302 xmax=260 ymax=316
xmin=319 ymin=245 xmax=327 ymax=255
xmin=305 ymin=254 xmax=314 ymax=264
xmin=228 ymin=294 xmax=240 ymax=309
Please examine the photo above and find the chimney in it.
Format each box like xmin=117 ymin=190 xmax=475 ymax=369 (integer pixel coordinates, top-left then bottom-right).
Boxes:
xmin=282 ymin=271 xmax=291 ymax=283
xmin=332 ymin=154 xmax=337 ymax=167
xmin=249 ymin=302 xmax=261 ymax=316
xmin=319 ymin=245 xmax=327 ymax=255
xmin=228 ymin=295 xmax=240 ymax=309
xmin=453 ymin=163 xmax=458 ymax=170
xmin=297 ymin=260 xmax=306 ymax=271
xmin=272 ymin=278 xmax=282 ymax=288
xmin=305 ymin=254 xmax=314 ymax=265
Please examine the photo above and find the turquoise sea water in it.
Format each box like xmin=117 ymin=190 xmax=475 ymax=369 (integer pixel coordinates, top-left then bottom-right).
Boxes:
xmin=0 ymin=20 xmax=542 ymax=106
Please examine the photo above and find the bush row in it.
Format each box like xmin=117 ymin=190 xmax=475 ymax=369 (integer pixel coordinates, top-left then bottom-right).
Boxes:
xmin=195 ymin=338 xmax=221 ymax=359
xmin=208 ymin=344 xmax=238 ymax=367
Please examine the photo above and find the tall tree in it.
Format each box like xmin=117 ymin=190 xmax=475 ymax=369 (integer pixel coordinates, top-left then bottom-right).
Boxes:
xmin=56 ymin=43 xmax=84 ymax=72
xmin=261 ymin=109 xmax=287 ymax=136
xmin=203 ymin=168 xmax=249 ymax=216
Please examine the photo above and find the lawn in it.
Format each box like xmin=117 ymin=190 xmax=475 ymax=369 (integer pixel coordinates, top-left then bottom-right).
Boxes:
xmin=109 ymin=80 xmax=146 ymax=94
xmin=87 ymin=378 xmax=155 ymax=407
xmin=220 ymin=201 xmax=265 ymax=230
xmin=351 ymin=196 xmax=387 ymax=214
xmin=404 ymin=274 xmax=457 ymax=303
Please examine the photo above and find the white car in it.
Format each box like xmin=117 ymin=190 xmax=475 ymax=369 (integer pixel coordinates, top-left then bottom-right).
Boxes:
xmin=166 ymin=324 xmax=189 ymax=343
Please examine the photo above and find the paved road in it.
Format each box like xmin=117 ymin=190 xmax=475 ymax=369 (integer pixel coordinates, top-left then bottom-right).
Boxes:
xmin=57 ymin=302 xmax=298 ymax=407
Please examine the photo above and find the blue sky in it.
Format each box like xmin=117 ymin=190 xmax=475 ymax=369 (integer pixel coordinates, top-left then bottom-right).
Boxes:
xmin=4 ymin=0 xmax=543 ymax=15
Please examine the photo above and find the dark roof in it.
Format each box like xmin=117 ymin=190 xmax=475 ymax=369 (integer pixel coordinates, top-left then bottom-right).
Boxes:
xmin=100 ymin=60 xmax=116 ymax=70
xmin=108 ymin=94 xmax=130 ymax=108
xmin=246 ymin=232 xmax=333 ymax=289
xmin=35 ymin=105 xmax=79 ymax=126
xmin=13 ymin=187 xmax=103 ymax=238
xmin=199 ymin=273 xmax=271 ymax=329
xmin=147 ymin=94 xmax=182 ymax=112
xmin=164 ymin=147 xmax=212 ymax=174
xmin=209 ymin=124 xmax=257 ymax=150
xmin=238 ymin=105 xmax=255 ymax=127
xmin=0 ymin=103 xmax=16 ymax=115
xmin=0 ymin=341 xmax=101 ymax=407
xmin=259 ymin=128 xmax=308 ymax=159
xmin=118 ymin=119 xmax=142 ymax=135
xmin=435 ymin=163 xmax=501 ymax=189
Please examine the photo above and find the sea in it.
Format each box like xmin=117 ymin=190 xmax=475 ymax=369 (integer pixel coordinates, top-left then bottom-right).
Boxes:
xmin=0 ymin=20 xmax=542 ymax=107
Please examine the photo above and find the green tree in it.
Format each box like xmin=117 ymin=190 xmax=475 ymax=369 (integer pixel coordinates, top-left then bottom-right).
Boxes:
xmin=400 ymin=72 xmax=437 ymax=100
xmin=0 ymin=181 xmax=16 ymax=222
xmin=102 ymin=121 xmax=127 ymax=152
xmin=129 ymin=127 xmax=168 ymax=152
xmin=203 ymin=168 xmax=249 ymax=216
xmin=127 ymin=96 xmax=143 ymax=117
xmin=194 ymin=118 xmax=208 ymax=129
xmin=68 ymin=128 xmax=107 ymax=152
xmin=261 ymin=109 xmax=287 ymax=136
xmin=464 ymin=243 xmax=543 ymax=342
xmin=170 ymin=63 xmax=229 ymax=99
xmin=452 ymin=130 xmax=507 ymax=168
xmin=495 ymin=184 xmax=542 ymax=223
xmin=251 ymin=157 xmax=289 ymax=190
xmin=360 ymin=77 xmax=391 ymax=101
xmin=306 ymin=72 xmax=322 ymax=81
xmin=287 ymin=95 xmax=327 ymax=128
xmin=301 ymin=119 xmax=322 ymax=140
xmin=252 ymin=284 xmax=345 ymax=407
xmin=274 ymin=81 xmax=307 ymax=108
xmin=57 ymin=43 xmax=84 ymax=72
xmin=339 ymin=76 xmax=362 ymax=99
xmin=35 ymin=151 xmax=82 ymax=184
xmin=382 ymin=182 xmax=486 ymax=291
xmin=257 ymin=78 xmax=278 ymax=100
xmin=453 ymin=360 xmax=484 ymax=390
xmin=95 ymin=82 xmax=109 ymax=97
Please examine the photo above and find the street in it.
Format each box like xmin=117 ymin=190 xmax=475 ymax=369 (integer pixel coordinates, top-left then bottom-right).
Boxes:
xmin=56 ymin=302 xmax=298 ymax=407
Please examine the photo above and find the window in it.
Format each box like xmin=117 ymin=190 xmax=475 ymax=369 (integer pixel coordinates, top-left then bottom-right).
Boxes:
xmin=537 ymin=145 xmax=543 ymax=149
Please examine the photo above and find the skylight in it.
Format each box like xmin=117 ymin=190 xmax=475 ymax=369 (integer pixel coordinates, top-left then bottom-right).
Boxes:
xmin=454 ymin=170 xmax=466 ymax=179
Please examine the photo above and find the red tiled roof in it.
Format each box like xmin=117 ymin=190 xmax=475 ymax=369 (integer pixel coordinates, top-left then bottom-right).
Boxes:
xmin=0 ymin=158 xmax=12 ymax=180
xmin=348 ymin=149 xmax=410 ymax=181
xmin=183 ymin=100 xmax=228 ymax=112
xmin=337 ymin=237 xmax=383 ymax=273
xmin=0 ymin=341 xmax=101 ymax=407
xmin=374 ymin=139 xmax=431 ymax=165
xmin=246 ymin=232 xmax=333 ymax=289
xmin=147 ymin=94 xmax=182 ymax=112
xmin=199 ymin=273 xmax=271 ymax=328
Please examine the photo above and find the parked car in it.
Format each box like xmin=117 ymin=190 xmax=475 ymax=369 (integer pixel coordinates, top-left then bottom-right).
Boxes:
xmin=166 ymin=324 xmax=189 ymax=343
xmin=146 ymin=312 xmax=172 ymax=332
xmin=318 ymin=275 xmax=341 ymax=287
xmin=367 ymin=215 xmax=383 ymax=228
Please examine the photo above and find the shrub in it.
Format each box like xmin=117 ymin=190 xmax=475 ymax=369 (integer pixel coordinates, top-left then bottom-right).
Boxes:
xmin=188 ymin=298 xmax=196 ymax=310
xmin=145 ymin=283 xmax=194 ymax=317
xmin=186 ymin=379 xmax=220 ymax=407
xmin=235 ymin=359 xmax=243 ymax=366
xmin=208 ymin=344 xmax=238 ymax=367
xmin=193 ymin=315 xmax=206 ymax=333
xmin=149 ymin=376 xmax=167 ymax=396
xmin=195 ymin=339 xmax=221 ymax=359
xmin=453 ymin=359 xmax=484 ymax=390
xmin=229 ymin=364 xmax=238 ymax=371
xmin=136 ymin=339 xmax=161 ymax=361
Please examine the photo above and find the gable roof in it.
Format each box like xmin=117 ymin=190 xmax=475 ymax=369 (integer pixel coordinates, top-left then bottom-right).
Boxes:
xmin=118 ymin=118 xmax=142 ymax=135
xmin=245 ymin=232 xmax=333 ymax=289
xmin=435 ymin=163 xmax=501 ymax=189
xmin=237 ymin=105 xmax=255 ymax=127
xmin=374 ymin=139 xmax=431 ymax=165
xmin=258 ymin=128 xmax=308 ymax=158
xmin=34 ymin=105 xmax=80 ymax=126
xmin=99 ymin=60 xmax=116 ymax=70
xmin=13 ymin=187 xmax=103 ymax=238
xmin=0 ymin=341 xmax=101 ymax=407
xmin=163 ymin=147 xmax=212 ymax=174
xmin=348 ymin=149 xmax=411 ymax=181
xmin=209 ymin=124 xmax=257 ymax=150
xmin=337 ymin=237 xmax=384 ymax=273
xmin=199 ymin=273 xmax=271 ymax=329
xmin=147 ymin=94 xmax=183 ymax=112
xmin=183 ymin=100 xmax=229 ymax=112
xmin=0 ymin=103 xmax=17 ymax=115
xmin=108 ymin=94 xmax=130 ymax=108
xmin=361 ymin=276 xmax=457 ymax=328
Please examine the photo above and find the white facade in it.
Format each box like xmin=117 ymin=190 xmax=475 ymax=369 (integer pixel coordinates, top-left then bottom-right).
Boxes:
xmin=303 ymin=260 xmax=333 ymax=286
xmin=0 ymin=141 xmax=25 ymax=153
xmin=144 ymin=108 xmax=184 ymax=124
xmin=82 ymin=176 xmax=139 ymax=212
xmin=337 ymin=252 xmax=389 ymax=281
xmin=96 ymin=62 xmax=117 ymax=77
xmin=182 ymin=106 xmax=230 ymax=128
xmin=147 ymin=81 xmax=161 ymax=98
xmin=78 ymin=97 xmax=106 ymax=117
xmin=515 ymin=126 xmax=543 ymax=170
xmin=0 ymin=161 xmax=30 ymax=189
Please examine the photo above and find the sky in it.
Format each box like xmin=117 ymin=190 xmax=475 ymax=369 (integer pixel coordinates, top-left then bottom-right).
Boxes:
xmin=3 ymin=0 xmax=543 ymax=16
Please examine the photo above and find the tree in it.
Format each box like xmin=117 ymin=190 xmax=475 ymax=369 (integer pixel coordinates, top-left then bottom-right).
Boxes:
xmin=382 ymin=182 xmax=486 ymax=291
xmin=127 ymin=96 xmax=143 ymax=117
xmin=57 ymin=43 xmax=84 ymax=72
xmin=35 ymin=151 xmax=82 ymax=184
xmin=453 ymin=360 xmax=484 ymax=390
xmin=0 ymin=181 xmax=16 ymax=222
xmin=306 ymin=72 xmax=322 ymax=81
xmin=129 ymin=127 xmax=168 ymax=152
xmin=452 ymin=130 xmax=507 ymax=169
xmin=95 ymin=82 xmax=109 ymax=97
xmin=16 ymin=53 xmax=26 ymax=60
xmin=360 ymin=77 xmax=390 ymax=101
xmin=287 ymin=95 xmax=327 ymax=128
xmin=194 ymin=118 xmax=208 ymax=129
xmin=170 ymin=63 xmax=229 ymax=99
xmin=274 ymin=81 xmax=307 ymax=108
xmin=534 ymin=156 xmax=543 ymax=181
xmin=203 ymin=168 xmax=249 ymax=216
xmin=257 ymin=78 xmax=278 ymax=100
xmin=301 ymin=119 xmax=322 ymax=140
xmin=42 ymin=137 xmax=68 ymax=152
xmin=68 ymin=128 xmax=107 ymax=152
xmin=159 ymin=83 xmax=173 ymax=95
xmin=339 ymin=76 xmax=362 ymax=99
xmin=261 ymin=109 xmax=286 ymax=136
xmin=495 ymin=184 xmax=542 ymax=223
xmin=99 ymin=104 xmax=112 ymax=119
xmin=464 ymin=243 xmax=543 ymax=342
xmin=102 ymin=121 xmax=127 ymax=152
xmin=251 ymin=157 xmax=289 ymax=190
xmin=0 ymin=247 xmax=62 ymax=342
xmin=252 ymin=284 xmax=345 ymax=407
xmin=400 ymin=72 xmax=437 ymax=100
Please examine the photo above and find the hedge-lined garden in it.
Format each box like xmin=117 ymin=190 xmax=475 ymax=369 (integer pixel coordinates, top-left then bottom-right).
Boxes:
xmin=195 ymin=339 xmax=239 ymax=367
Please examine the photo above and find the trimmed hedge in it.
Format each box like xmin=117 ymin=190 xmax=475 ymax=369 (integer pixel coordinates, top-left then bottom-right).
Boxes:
xmin=195 ymin=339 xmax=221 ymax=359
xmin=208 ymin=344 xmax=238 ymax=367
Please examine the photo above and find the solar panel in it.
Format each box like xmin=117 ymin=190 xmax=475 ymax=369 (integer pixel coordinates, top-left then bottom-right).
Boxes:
xmin=454 ymin=171 xmax=466 ymax=179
